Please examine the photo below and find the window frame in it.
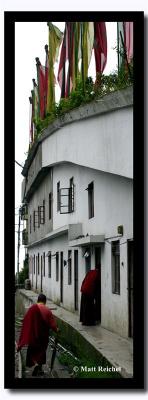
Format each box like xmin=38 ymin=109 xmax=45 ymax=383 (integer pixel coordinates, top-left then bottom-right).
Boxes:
xmin=30 ymin=215 xmax=32 ymax=234
xmin=69 ymin=177 xmax=74 ymax=213
xmin=49 ymin=192 xmax=52 ymax=220
xmin=88 ymin=181 xmax=94 ymax=219
xmin=34 ymin=254 xmax=35 ymax=274
xmin=48 ymin=252 xmax=52 ymax=278
xmin=111 ymin=240 xmax=120 ymax=295
xmin=56 ymin=252 xmax=59 ymax=281
xmin=38 ymin=253 xmax=40 ymax=275
xmin=43 ymin=252 xmax=45 ymax=277
xmin=68 ymin=250 xmax=72 ymax=285
xmin=38 ymin=205 xmax=40 ymax=228
xmin=57 ymin=181 xmax=60 ymax=212
xmin=40 ymin=200 xmax=45 ymax=224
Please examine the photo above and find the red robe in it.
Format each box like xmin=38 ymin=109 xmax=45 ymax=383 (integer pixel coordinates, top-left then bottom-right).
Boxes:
xmin=81 ymin=269 xmax=100 ymax=296
xmin=17 ymin=303 xmax=57 ymax=366
xmin=80 ymin=269 xmax=101 ymax=325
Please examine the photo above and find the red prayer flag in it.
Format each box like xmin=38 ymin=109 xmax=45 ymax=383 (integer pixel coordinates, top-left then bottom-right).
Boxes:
xmin=94 ymin=22 xmax=107 ymax=75
xmin=65 ymin=22 xmax=75 ymax=97
xmin=57 ymin=23 xmax=69 ymax=98
xmin=38 ymin=64 xmax=46 ymax=119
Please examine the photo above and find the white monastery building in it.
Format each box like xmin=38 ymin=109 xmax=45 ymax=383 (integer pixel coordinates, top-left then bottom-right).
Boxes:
xmin=21 ymin=86 xmax=133 ymax=339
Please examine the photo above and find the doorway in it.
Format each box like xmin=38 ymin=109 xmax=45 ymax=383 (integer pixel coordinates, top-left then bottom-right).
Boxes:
xmin=128 ymin=240 xmax=133 ymax=337
xmin=85 ymin=247 xmax=91 ymax=273
xmin=74 ymin=250 xmax=78 ymax=311
xmin=95 ymin=246 xmax=101 ymax=266
xmin=95 ymin=247 xmax=101 ymax=322
xmin=60 ymin=252 xmax=63 ymax=303
xmin=31 ymin=257 xmax=33 ymax=287
xmin=40 ymin=255 xmax=43 ymax=292
xmin=36 ymin=255 xmax=38 ymax=289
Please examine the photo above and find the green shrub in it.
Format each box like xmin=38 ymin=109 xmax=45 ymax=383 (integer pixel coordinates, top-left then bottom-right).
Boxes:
xmin=28 ymin=66 xmax=133 ymax=151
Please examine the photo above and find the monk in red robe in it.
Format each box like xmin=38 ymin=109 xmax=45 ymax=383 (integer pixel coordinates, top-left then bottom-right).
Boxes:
xmin=16 ymin=293 xmax=58 ymax=376
xmin=80 ymin=265 xmax=101 ymax=326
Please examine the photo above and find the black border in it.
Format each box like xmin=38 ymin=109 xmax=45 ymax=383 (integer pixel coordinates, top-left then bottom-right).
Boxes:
xmin=4 ymin=11 xmax=144 ymax=390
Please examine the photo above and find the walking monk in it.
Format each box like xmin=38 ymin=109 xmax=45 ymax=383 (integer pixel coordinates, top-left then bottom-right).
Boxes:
xmin=16 ymin=293 xmax=59 ymax=376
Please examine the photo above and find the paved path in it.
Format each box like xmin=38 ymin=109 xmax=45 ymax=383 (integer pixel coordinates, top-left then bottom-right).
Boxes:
xmin=19 ymin=289 xmax=133 ymax=378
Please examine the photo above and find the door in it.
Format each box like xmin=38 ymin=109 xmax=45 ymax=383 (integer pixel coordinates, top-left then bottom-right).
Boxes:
xmin=95 ymin=247 xmax=101 ymax=266
xmin=128 ymin=241 xmax=133 ymax=337
xmin=95 ymin=247 xmax=101 ymax=322
xmin=74 ymin=250 xmax=78 ymax=311
xmin=32 ymin=256 xmax=33 ymax=287
xmin=41 ymin=255 xmax=43 ymax=292
xmin=36 ymin=256 xmax=38 ymax=289
xmin=60 ymin=252 xmax=63 ymax=303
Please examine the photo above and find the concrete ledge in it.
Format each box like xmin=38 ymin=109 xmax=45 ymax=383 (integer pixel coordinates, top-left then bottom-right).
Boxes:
xmin=22 ymin=86 xmax=133 ymax=177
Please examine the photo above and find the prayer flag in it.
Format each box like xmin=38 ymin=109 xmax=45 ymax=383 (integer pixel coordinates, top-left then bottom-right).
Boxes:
xmin=94 ymin=22 xmax=107 ymax=75
xmin=117 ymin=22 xmax=133 ymax=71
xmin=47 ymin=22 xmax=63 ymax=111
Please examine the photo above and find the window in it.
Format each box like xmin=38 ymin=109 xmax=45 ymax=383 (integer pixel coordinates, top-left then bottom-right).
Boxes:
xmin=88 ymin=181 xmax=94 ymax=219
xmin=40 ymin=200 xmax=45 ymax=224
xmin=48 ymin=252 xmax=51 ymax=278
xmin=59 ymin=185 xmax=74 ymax=214
xmin=69 ymin=177 xmax=74 ymax=213
xmin=68 ymin=250 xmax=72 ymax=285
xmin=56 ymin=252 xmax=59 ymax=281
xmin=112 ymin=241 xmax=120 ymax=295
xmin=34 ymin=255 xmax=35 ymax=274
xmin=38 ymin=206 xmax=40 ymax=228
xmin=57 ymin=182 xmax=60 ymax=212
xmin=33 ymin=210 xmax=38 ymax=231
xmin=36 ymin=255 xmax=38 ymax=289
xmin=41 ymin=255 xmax=43 ymax=278
xmin=30 ymin=215 xmax=32 ymax=234
xmin=49 ymin=192 xmax=52 ymax=220
xmin=38 ymin=253 xmax=40 ymax=275
xmin=33 ymin=211 xmax=35 ymax=231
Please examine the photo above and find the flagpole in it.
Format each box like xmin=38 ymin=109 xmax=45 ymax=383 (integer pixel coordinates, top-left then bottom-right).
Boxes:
xmin=117 ymin=23 xmax=120 ymax=75
xmin=61 ymin=26 xmax=66 ymax=98
xmin=29 ymin=95 xmax=33 ymax=146
xmin=119 ymin=31 xmax=132 ymax=80
xmin=44 ymin=45 xmax=48 ymax=117
xmin=35 ymin=57 xmax=41 ymax=117
xmin=81 ymin=22 xmax=84 ymax=93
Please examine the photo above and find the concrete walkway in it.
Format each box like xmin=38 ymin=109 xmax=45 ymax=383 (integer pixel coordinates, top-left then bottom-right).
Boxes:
xmin=19 ymin=289 xmax=133 ymax=378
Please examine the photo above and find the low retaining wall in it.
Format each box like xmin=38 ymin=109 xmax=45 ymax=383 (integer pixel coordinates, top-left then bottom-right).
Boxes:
xmin=17 ymin=290 xmax=121 ymax=378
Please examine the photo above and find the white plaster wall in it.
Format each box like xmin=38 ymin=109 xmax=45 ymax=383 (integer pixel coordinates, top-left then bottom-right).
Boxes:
xmin=28 ymin=162 xmax=132 ymax=336
xmin=28 ymin=171 xmax=53 ymax=244
xmin=53 ymin=163 xmax=133 ymax=238
xmin=51 ymin=163 xmax=133 ymax=337
xmin=28 ymin=235 xmax=84 ymax=313
xmin=42 ymin=107 xmax=133 ymax=178
xmin=101 ymin=241 xmax=129 ymax=337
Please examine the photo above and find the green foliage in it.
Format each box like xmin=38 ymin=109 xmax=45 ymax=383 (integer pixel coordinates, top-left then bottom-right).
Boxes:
xmin=17 ymin=255 xmax=29 ymax=284
xmin=31 ymin=67 xmax=133 ymax=143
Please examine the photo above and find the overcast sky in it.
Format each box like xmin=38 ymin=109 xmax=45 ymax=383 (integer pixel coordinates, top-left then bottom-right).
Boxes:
xmin=15 ymin=21 xmax=117 ymax=272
